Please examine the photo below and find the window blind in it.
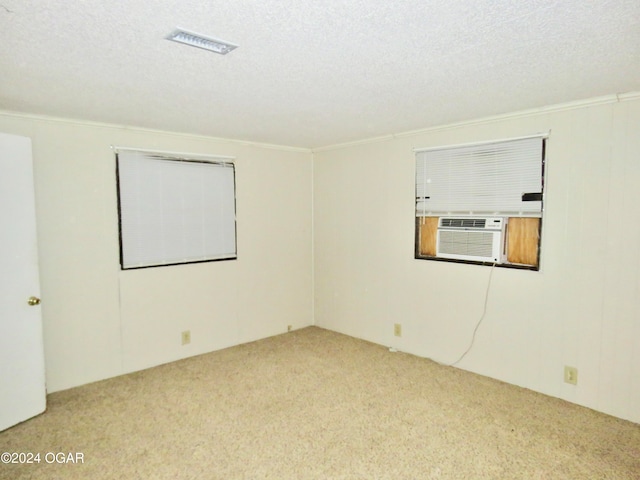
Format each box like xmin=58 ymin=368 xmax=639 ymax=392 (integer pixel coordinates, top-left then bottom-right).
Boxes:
xmin=415 ymin=136 xmax=544 ymax=217
xmin=116 ymin=150 xmax=237 ymax=269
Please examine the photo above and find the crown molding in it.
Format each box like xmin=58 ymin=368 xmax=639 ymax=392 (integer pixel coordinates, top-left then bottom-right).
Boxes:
xmin=313 ymin=92 xmax=640 ymax=153
xmin=0 ymin=110 xmax=312 ymax=154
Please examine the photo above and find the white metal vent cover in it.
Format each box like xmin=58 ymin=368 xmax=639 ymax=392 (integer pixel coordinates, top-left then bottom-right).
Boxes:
xmin=166 ymin=28 xmax=238 ymax=55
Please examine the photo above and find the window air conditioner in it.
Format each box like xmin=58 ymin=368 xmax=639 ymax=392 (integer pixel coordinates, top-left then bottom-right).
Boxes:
xmin=436 ymin=217 xmax=505 ymax=263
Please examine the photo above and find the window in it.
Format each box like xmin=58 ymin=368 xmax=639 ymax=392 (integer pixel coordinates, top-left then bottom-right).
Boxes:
xmin=116 ymin=148 xmax=237 ymax=269
xmin=414 ymin=134 xmax=546 ymax=269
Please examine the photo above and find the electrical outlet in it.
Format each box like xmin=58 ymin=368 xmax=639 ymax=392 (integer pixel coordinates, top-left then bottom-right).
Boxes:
xmin=287 ymin=325 xmax=293 ymax=332
xmin=394 ymin=323 xmax=402 ymax=337
xmin=181 ymin=330 xmax=191 ymax=346
xmin=564 ymin=366 xmax=578 ymax=385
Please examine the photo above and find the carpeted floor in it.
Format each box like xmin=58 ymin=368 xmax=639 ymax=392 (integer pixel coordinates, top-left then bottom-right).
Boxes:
xmin=1 ymin=326 xmax=639 ymax=479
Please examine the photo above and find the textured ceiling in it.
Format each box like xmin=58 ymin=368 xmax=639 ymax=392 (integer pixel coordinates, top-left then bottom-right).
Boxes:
xmin=1 ymin=1 xmax=639 ymax=149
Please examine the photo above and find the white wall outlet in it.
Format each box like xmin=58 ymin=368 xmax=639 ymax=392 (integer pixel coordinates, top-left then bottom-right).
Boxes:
xmin=394 ymin=323 xmax=402 ymax=337
xmin=181 ymin=330 xmax=191 ymax=345
xmin=564 ymin=366 xmax=578 ymax=385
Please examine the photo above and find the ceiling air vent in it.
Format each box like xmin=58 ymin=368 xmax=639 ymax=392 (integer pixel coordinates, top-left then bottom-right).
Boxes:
xmin=166 ymin=28 xmax=238 ymax=55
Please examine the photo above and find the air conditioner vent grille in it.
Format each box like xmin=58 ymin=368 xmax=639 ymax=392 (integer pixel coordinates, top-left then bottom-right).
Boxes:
xmin=438 ymin=231 xmax=494 ymax=258
xmin=440 ymin=218 xmax=486 ymax=228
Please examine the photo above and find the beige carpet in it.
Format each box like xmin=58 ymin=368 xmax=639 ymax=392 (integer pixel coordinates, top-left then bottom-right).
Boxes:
xmin=1 ymin=326 xmax=638 ymax=479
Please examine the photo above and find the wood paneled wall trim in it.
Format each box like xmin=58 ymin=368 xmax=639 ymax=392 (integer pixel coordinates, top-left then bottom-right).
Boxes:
xmin=417 ymin=217 xmax=438 ymax=257
xmin=506 ymin=217 xmax=540 ymax=267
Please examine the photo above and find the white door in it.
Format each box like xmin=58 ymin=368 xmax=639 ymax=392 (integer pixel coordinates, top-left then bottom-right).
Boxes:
xmin=0 ymin=132 xmax=46 ymax=431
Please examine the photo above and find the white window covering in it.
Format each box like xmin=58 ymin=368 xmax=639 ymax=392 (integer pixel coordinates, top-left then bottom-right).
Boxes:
xmin=117 ymin=149 xmax=237 ymax=269
xmin=415 ymin=136 xmax=545 ymax=217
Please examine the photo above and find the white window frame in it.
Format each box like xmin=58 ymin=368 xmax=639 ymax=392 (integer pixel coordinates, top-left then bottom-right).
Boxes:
xmin=414 ymin=133 xmax=548 ymax=269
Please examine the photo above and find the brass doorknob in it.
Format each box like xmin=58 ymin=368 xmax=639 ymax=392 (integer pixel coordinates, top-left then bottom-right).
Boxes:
xmin=27 ymin=296 xmax=41 ymax=306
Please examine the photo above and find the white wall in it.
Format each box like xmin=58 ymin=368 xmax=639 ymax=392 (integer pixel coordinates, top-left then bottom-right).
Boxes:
xmin=313 ymin=94 xmax=640 ymax=424
xmin=2 ymin=94 xmax=639 ymax=424
xmin=0 ymin=113 xmax=314 ymax=392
